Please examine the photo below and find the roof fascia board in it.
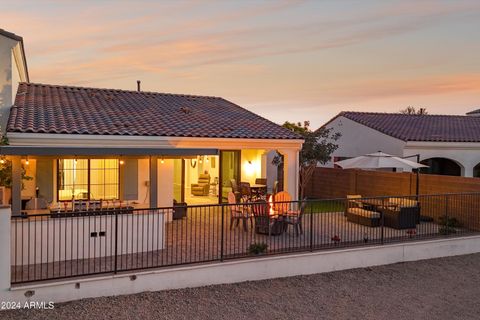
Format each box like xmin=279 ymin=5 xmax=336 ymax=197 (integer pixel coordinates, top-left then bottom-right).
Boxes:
xmin=6 ymin=132 xmax=304 ymax=150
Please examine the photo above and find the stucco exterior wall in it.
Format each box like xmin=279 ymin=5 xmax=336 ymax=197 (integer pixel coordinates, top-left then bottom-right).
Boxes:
xmin=404 ymin=142 xmax=480 ymax=177
xmin=323 ymin=116 xmax=406 ymax=166
xmin=0 ymin=34 xmax=27 ymax=133
xmin=0 ymin=36 xmax=15 ymax=132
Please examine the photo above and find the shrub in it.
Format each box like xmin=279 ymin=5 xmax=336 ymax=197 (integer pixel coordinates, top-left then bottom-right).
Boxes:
xmin=438 ymin=216 xmax=460 ymax=235
xmin=248 ymin=242 xmax=268 ymax=255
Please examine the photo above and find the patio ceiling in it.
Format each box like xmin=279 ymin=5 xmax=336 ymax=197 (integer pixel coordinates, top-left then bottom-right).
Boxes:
xmin=0 ymin=146 xmax=219 ymax=157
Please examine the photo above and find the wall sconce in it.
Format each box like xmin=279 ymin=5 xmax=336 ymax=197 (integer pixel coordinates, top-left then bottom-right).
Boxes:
xmin=25 ymin=156 xmax=30 ymax=166
xmin=119 ymin=159 xmax=125 ymax=165
xmin=245 ymin=160 xmax=254 ymax=175
xmin=199 ymin=156 xmax=203 ymax=164
xmin=0 ymin=157 xmax=5 ymax=164
xmin=160 ymin=157 xmax=165 ymax=164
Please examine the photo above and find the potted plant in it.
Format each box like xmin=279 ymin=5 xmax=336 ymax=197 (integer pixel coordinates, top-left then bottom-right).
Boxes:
xmin=172 ymin=199 xmax=187 ymax=220
xmin=0 ymin=138 xmax=33 ymax=203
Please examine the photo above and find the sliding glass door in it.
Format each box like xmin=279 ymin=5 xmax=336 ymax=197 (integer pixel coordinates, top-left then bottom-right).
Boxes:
xmin=219 ymin=150 xmax=240 ymax=203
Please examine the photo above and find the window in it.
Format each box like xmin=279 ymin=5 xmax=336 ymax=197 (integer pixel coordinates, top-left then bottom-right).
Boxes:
xmin=57 ymin=159 xmax=119 ymax=201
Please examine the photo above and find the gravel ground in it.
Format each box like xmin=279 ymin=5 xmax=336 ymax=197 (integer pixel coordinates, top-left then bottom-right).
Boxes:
xmin=4 ymin=253 xmax=480 ymax=320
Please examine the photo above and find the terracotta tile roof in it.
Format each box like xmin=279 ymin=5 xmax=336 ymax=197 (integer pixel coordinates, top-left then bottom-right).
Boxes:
xmin=7 ymin=83 xmax=301 ymax=140
xmin=331 ymin=111 xmax=480 ymax=142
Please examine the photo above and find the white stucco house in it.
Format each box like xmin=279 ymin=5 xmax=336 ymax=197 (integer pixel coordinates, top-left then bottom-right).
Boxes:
xmin=321 ymin=111 xmax=480 ymax=177
xmin=0 ymin=29 xmax=303 ymax=216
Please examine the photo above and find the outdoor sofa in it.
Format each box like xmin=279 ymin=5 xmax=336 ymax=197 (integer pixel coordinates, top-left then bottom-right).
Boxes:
xmin=380 ymin=197 xmax=420 ymax=229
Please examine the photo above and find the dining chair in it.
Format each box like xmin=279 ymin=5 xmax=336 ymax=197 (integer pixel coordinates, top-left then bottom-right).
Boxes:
xmin=227 ymin=192 xmax=252 ymax=231
xmin=239 ymin=182 xmax=252 ymax=202
xmin=283 ymin=200 xmax=307 ymax=236
xmin=230 ymin=179 xmax=241 ymax=202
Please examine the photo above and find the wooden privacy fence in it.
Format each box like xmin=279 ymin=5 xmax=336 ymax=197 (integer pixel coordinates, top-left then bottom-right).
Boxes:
xmin=306 ymin=168 xmax=480 ymax=199
xmin=306 ymin=168 xmax=480 ymax=230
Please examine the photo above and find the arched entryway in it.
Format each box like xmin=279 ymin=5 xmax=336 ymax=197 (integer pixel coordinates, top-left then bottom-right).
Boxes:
xmin=473 ymin=163 xmax=480 ymax=178
xmin=420 ymin=158 xmax=462 ymax=176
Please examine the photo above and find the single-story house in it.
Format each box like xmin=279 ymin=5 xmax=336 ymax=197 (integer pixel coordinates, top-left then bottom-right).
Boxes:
xmin=321 ymin=111 xmax=480 ymax=177
xmin=0 ymin=30 xmax=303 ymax=216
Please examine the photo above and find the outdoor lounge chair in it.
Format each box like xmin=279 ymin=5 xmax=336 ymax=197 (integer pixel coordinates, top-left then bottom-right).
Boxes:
xmin=346 ymin=198 xmax=381 ymax=227
xmin=228 ymin=192 xmax=252 ymax=231
xmin=345 ymin=195 xmax=363 ymax=216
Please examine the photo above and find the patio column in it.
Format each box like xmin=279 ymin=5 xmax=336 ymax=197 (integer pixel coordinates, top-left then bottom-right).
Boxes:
xmin=157 ymin=159 xmax=174 ymax=222
xmin=278 ymin=149 xmax=300 ymax=200
xmin=149 ymin=156 xmax=158 ymax=208
xmin=11 ymin=156 xmax=21 ymax=215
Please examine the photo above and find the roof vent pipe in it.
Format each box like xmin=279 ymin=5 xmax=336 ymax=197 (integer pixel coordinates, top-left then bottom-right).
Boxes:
xmin=137 ymin=80 xmax=141 ymax=92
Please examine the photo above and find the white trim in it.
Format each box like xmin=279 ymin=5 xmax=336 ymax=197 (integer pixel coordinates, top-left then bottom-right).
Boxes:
xmin=12 ymin=43 xmax=28 ymax=82
xmin=6 ymin=133 xmax=304 ymax=150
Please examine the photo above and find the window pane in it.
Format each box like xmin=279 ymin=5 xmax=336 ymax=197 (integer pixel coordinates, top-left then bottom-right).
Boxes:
xmin=58 ymin=159 xmax=88 ymax=200
xmin=58 ymin=159 xmax=119 ymax=201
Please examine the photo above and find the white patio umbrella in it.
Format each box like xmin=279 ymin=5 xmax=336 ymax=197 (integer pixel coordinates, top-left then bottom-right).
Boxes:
xmin=335 ymin=151 xmax=427 ymax=196
xmin=335 ymin=152 xmax=427 ymax=171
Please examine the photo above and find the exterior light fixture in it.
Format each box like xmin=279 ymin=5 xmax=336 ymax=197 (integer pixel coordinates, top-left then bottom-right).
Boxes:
xmin=25 ymin=156 xmax=30 ymax=166
xmin=0 ymin=158 xmax=5 ymax=164
xmin=119 ymin=160 xmax=125 ymax=165
xmin=160 ymin=157 xmax=165 ymax=164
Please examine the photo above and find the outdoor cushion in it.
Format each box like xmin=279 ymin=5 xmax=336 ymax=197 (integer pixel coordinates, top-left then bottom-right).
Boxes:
xmin=347 ymin=194 xmax=363 ymax=208
xmin=389 ymin=198 xmax=418 ymax=208
xmin=348 ymin=207 xmax=380 ymax=219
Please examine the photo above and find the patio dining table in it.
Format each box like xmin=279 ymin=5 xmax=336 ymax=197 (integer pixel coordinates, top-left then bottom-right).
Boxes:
xmin=250 ymin=184 xmax=267 ymax=199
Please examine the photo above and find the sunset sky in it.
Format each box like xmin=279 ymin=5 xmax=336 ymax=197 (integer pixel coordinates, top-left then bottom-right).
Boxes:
xmin=2 ymin=0 xmax=480 ymax=128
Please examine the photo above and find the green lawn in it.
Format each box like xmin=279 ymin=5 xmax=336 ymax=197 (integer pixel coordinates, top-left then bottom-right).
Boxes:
xmin=306 ymin=199 xmax=345 ymax=213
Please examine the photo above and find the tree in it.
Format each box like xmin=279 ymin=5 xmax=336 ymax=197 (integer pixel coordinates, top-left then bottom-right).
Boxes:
xmin=400 ymin=106 xmax=428 ymax=115
xmin=0 ymin=131 xmax=32 ymax=189
xmin=273 ymin=121 xmax=340 ymax=199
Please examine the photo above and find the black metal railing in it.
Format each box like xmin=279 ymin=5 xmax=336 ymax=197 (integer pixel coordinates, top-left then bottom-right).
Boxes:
xmin=10 ymin=192 xmax=480 ymax=284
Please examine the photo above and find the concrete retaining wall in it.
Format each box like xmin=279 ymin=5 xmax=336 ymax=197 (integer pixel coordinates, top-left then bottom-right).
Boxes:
xmin=3 ymin=235 xmax=480 ymax=305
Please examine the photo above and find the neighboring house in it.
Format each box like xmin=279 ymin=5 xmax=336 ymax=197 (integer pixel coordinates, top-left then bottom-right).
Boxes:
xmin=0 ymin=29 xmax=29 ymax=132
xmin=321 ymin=111 xmax=480 ymax=177
xmin=0 ymin=30 xmax=303 ymax=215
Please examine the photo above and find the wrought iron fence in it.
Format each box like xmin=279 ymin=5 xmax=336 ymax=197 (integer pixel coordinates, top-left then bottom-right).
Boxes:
xmin=11 ymin=192 xmax=480 ymax=284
